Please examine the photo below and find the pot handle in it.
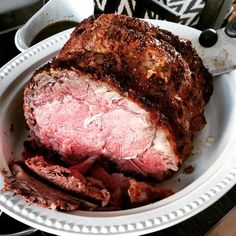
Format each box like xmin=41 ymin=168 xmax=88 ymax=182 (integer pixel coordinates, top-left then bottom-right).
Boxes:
xmin=0 ymin=228 xmax=37 ymax=236
xmin=224 ymin=17 xmax=236 ymax=38
xmin=0 ymin=211 xmax=37 ymax=236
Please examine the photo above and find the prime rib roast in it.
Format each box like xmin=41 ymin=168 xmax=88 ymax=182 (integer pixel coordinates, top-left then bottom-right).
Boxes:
xmin=4 ymin=14 xmax=213 ymax=211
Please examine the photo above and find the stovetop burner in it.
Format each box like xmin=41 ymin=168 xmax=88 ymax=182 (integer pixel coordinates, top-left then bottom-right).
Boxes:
xmin=0 ymin=211 xmax=55 ymax=236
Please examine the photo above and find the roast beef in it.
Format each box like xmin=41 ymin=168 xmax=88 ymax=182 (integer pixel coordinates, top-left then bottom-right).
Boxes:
xmin=4 ymin=14 xmax=214 ymax=211
xmin=4 ymin=158 xmax=173 ymax=210
xmin=23 ymin=14 xmax=212 ymax=181
xmin=24 ymin=156 xmax=110 ymax=206
xmin=4 ymin=164 xmax=98 ymax=211
xmin=24 ymin=63 xmax=183 ymax=180
xmin=91 ymin=166 xmax=173 ymax=207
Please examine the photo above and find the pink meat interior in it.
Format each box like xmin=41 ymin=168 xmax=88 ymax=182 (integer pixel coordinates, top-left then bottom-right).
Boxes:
xmin=32 ymin=70 xmax=178 ymax=178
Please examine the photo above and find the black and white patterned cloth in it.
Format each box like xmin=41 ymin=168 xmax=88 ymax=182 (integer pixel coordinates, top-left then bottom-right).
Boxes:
xmin=94 ymin=0 xmax=205 ymax=26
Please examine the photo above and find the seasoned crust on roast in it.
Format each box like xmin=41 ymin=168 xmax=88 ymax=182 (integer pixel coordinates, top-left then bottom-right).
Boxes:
xmin=23 ymin=14 xmax=212 ymax=181
xmin=59 ymin=14 xmax=213 ymax=132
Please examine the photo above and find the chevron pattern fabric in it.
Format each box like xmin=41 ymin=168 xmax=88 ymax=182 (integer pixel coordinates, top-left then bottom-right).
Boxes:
xmin=94 ymin=0 xmax=205 ymax=26
xmin=166 ymin=0 xmax=205 ymax=26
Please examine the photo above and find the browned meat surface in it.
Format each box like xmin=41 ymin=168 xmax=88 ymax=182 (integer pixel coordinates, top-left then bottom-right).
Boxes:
xmin=128 ymin=179 xmax=173 ymax=206
xmin=3 ymin=159 xmax=172 ymax=210
xmin=3 ymin=164 xmax=97 ymax=211
xmin=91 ymin=166 xmax=173 ymax=207
xmin=91 ymin=166 xmax=130 ymax=208
xmin=4 ymin=14 xmax=213 ymax=211
xmin=25 ymin=156 xmax=110 ymax=206
xmin=59 ymin=14 xmax=213 ymax=133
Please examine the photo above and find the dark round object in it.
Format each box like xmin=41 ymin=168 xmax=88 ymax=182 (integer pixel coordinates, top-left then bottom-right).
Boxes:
xmin=198 ymin=29 xmax=218 ymax=47
xmin=225 ymin=17 xmax=236 ymax=38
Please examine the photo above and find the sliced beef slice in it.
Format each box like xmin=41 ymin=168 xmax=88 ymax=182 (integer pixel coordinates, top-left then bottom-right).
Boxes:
xmin=3 ymin=164 xmax=97 ymax=211
xmin=24 ymin=156 xmax=110 ymax=206
xmin=91 ymin=166 xmax=173 ymax=208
